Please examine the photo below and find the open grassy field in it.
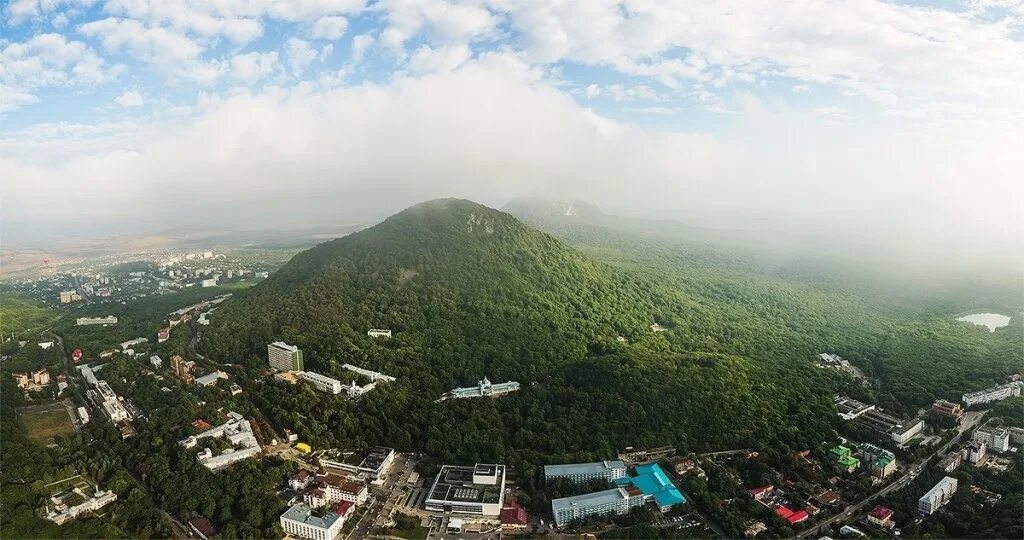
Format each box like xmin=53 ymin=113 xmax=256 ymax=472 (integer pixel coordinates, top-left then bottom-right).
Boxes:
xmin=18 ymin=401 xmax=77 ymax=445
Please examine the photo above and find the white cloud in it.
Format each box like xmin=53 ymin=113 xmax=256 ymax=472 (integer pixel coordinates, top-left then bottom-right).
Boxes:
xmin=6 ymin=0 xmax=95 ymax=24
xmin=2 ymin=53 xmax=1020 ymax=256
xmin=377 ymin=0 xmax=496 ymax=55
xmin=310 ymin=15 xmax=348 ymax=40
xmin=284 ymin=37 xmax=317 ymax=73
xmin=115 ymin=90 xmax=144 ymax=107
xmin=230 ymin=51 xmax=279 ymax=83
xmin=408 ymin=43 xmax=471 ymax=74
xmin=0 ymin=33 xmax=118 ymax=112
xmin=79 ymin=17 xmax=201 ymax=65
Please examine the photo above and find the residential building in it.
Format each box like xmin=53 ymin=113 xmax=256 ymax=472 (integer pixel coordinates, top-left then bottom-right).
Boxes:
xmin=13 ymin=369 xmax=50 ymax=389
xmin=867 ymin=505 xmax=895 ymax=529
xmin=963 ymin=381 xmax=1023 ymax=407
xmin=931 ymin=400 xmax=964 ymax=419
xmin=551 ymin=487 xmax=645 ymax=527
xmin=200 ymin=278 xmax=218 ymax=287
xmin=268 ymin=341 xmax=304 ymax=372
xmin=280 ymin=503 xmax=344 ymax=540
xmin=961 ymin=441 xmax=986 ymax=464
xmin=230 ymin=383 xmax=242 ymax=395
xmin=744 ymin=521 xmax=768 ymax=538
xmin=544 ymin=460 xmax=627 ymax=484
xmin=77 ymin=406 xmax=90 ymax=424
xmin=859 ymin=443 xmax=897 ymax=478
xmin=300 ymin=371 xmax=342 ymax=394
xmin=150 ymin=355 xmax=162 ymax=368
xmin=424 ymin=464 xmax=506 ymax=516
xmin=612 ymin=463 xmax=686 ymax=512
xmin=938 ymin=452 xmax=962 ymax=472
xmin=321 ymin=447 xmax=395 ymax=480
xmin=830 ymin=445 xmax=860 ymax=472
xmin=290 ymin=470 xmax=314 ymax=491
xmin=1009 ymin=427 xmax=1024 ymax=445
xmin=918 ymin=477 xmax=957 ymax=515
xmin=367 ymin=329 xmax=392 ymax=338
xmin=303 ymin=475 xmax=368 ymax=507
xmin=76 ymin=316 xmax=118 ymax=326
xmin=171 ymin=355 xmax=195 ymax=383
xmin=973 ymin=426 xmax=1010 ymax=452
xmin=749 ymin=485 xmax=774 ymax=502
xmin=448 ymin=377 xmax=520 ymax=399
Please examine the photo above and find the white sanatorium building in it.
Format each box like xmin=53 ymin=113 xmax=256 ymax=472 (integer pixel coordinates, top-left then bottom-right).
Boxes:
xmin=962 ymin=381 xmax=1022 ymax=407
xmin=179 ymin=411 xmax=262 ymax=471
xmin=280 ymin=503 xmax=344 ymax=540
xmin=544 ymin=461 xmax=627 ymax=483
xmin=449 ymin=377 xmax=520 ymax=399
xmin=301 ymin=371 xmax=343 ymax=394
xmin=341 ymin=363 xmax=396 ymax=382
xmin=367 ymin=329 xmax=391 ymax=338
xmin=551 ymin=487 xmax=645 ymax=527
xmin=973 ymin=426 xmax=1011 ymax=452
xmin=76 ymin=316 xmax=118 ymax=326
xmin=45 ymin=489 xmax=118 ymax=525
xmin=918 ymin=476 xmax=957 ymax=515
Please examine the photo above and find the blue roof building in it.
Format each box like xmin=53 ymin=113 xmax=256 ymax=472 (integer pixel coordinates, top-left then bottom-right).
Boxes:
xmin=614 ymin=463 xmax=686 ymax=512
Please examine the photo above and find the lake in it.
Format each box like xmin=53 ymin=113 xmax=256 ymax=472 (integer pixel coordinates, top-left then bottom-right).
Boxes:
xmin=956 ymin=312 xmax=1012 ymax=332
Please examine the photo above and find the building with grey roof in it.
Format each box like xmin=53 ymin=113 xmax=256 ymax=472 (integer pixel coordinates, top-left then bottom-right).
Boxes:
xmin=544 ymin=460 xmax=627 ymax=484
xmin=551 ymin=487 xmax=644 ymax=527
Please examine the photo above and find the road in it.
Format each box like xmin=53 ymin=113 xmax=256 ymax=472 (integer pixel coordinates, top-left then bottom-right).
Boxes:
xmin=347 ymin=454 xmax=417 ymax=539
xmin=794 ymin=412 xmax=985 ymax=539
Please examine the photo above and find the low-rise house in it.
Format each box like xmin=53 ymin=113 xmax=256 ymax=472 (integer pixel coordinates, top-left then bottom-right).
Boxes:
xmin=867 ymin=505 xmax=895 ymax=529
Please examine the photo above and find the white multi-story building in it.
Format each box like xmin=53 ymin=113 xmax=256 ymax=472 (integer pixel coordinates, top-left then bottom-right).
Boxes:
xmin=962 ymin=381 xmax=1023 ymax=407
xmin=551 ymin=487 xmax=645 ymax=527
xmin=200 ymin=278 xmax=218 ymax=288
xmin=280 ymin=503 xmax=344 ymax=540
xmin=179 ymin=411 xmax=262 ymax=471
xmin=891 ymin=419 xmax=925 ymax=444
xmin=544 ymin=461 xmax=627 ymax=484
xmin=119 ymin=337 xmax=148 ymax=350
xmin=303 ymin=474 xmax=369 ymax=507
xmin=300 ymin=371 xmax=342 ymax=394
xmin=341 ymin=364 xmax=396 ymax=382
xmin=77 ymin=406 xmax=90 ymax=424
xmin=449 ymin=377 xmax=520 ymax=399
xmin=367 ymin=329 xmax=391 ymax=338
xmin=973 ymin=426 xmax=1010 ymax=452
xmin=150 ymin=355 xmax=163 ymax=367
xmin=425 ymin=464 xmax=506 ymax=516
xmin=961 ymin=441 xmax=986 ymax=464
xmin=102 ymin=400 xmax=129 ymax=422
xmin=321 ymin=447 xmax=396 ymax=480
xmin=45 ymin=489 xmax=118 ymax=525
xmin=76 ymin=316 xmax=118 ymax=326
xmin=918 ymin=477 xmax=957 ymax=515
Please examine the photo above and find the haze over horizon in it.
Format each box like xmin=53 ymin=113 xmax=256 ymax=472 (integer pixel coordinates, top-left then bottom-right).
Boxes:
xmin=2 ymin=0 xmax=1023 ymax=260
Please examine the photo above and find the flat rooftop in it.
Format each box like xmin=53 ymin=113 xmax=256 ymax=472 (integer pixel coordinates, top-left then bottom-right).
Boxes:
xmin=281 ymin=503 xmax=341 ymax=529
xmin=551 ymin=488 xmax=627 ymax=513
xmin=427 ymin=465 xmax=504 ymax=504
xmin=545 ymin=460 xmax=625 ymax=477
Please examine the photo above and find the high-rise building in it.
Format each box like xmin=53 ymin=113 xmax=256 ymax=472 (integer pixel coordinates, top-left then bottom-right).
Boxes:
xmin=268 ymin=342 xmax=304 ymax=372
xmin=551 ymin=487 xmax=645 ymax=527
xmin=973 ymin=426 xmax=1010 ymax=452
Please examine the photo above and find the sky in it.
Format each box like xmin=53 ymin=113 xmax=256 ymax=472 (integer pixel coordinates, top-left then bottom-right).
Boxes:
xmin=1 ymin=0 xmax=1022 ymax=257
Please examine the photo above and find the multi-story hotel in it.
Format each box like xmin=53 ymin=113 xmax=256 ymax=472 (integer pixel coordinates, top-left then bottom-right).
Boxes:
xmin=918 ymin=477 xmax=957 ymax=515
xmin=280 ymin=503 xmax=344 ymax=540
xmin=551 ymin=487 xmax=645 ymax=527
xmin=268 ymin=341 xmax=305 ymax=372
xmin=544 ymin=461 xmax=627 ymax=484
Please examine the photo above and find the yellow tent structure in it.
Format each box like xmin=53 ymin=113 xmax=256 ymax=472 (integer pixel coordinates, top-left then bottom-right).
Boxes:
xmin=295 ymin=442 xmax=311 ymax=454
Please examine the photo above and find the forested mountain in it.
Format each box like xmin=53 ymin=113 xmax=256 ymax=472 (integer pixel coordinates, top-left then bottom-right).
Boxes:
xmin=201 ymin=198 xmax=1019 ymax=510
xmin=202 ymin=200 xmax=852 ymax=478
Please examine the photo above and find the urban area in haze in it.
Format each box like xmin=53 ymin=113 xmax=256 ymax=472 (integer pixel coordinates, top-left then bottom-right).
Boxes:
xmin=1 ymin=1 xmax=1022 ymax=540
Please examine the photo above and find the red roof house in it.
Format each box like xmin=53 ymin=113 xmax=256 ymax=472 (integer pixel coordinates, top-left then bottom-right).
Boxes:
xmin=867 ymin=505 xmax=895 ymax=528
xmin=500 ymin=497 xmax=529 ymax=528
xmin=333 ymin=500 xmax=355 ymax=519
xmin=750 ymin=486 xmax=774 ymax=500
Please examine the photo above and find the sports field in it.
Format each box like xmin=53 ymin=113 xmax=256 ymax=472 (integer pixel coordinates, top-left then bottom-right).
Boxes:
xmin=18 ymin=401 xmax=77 ymax=445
